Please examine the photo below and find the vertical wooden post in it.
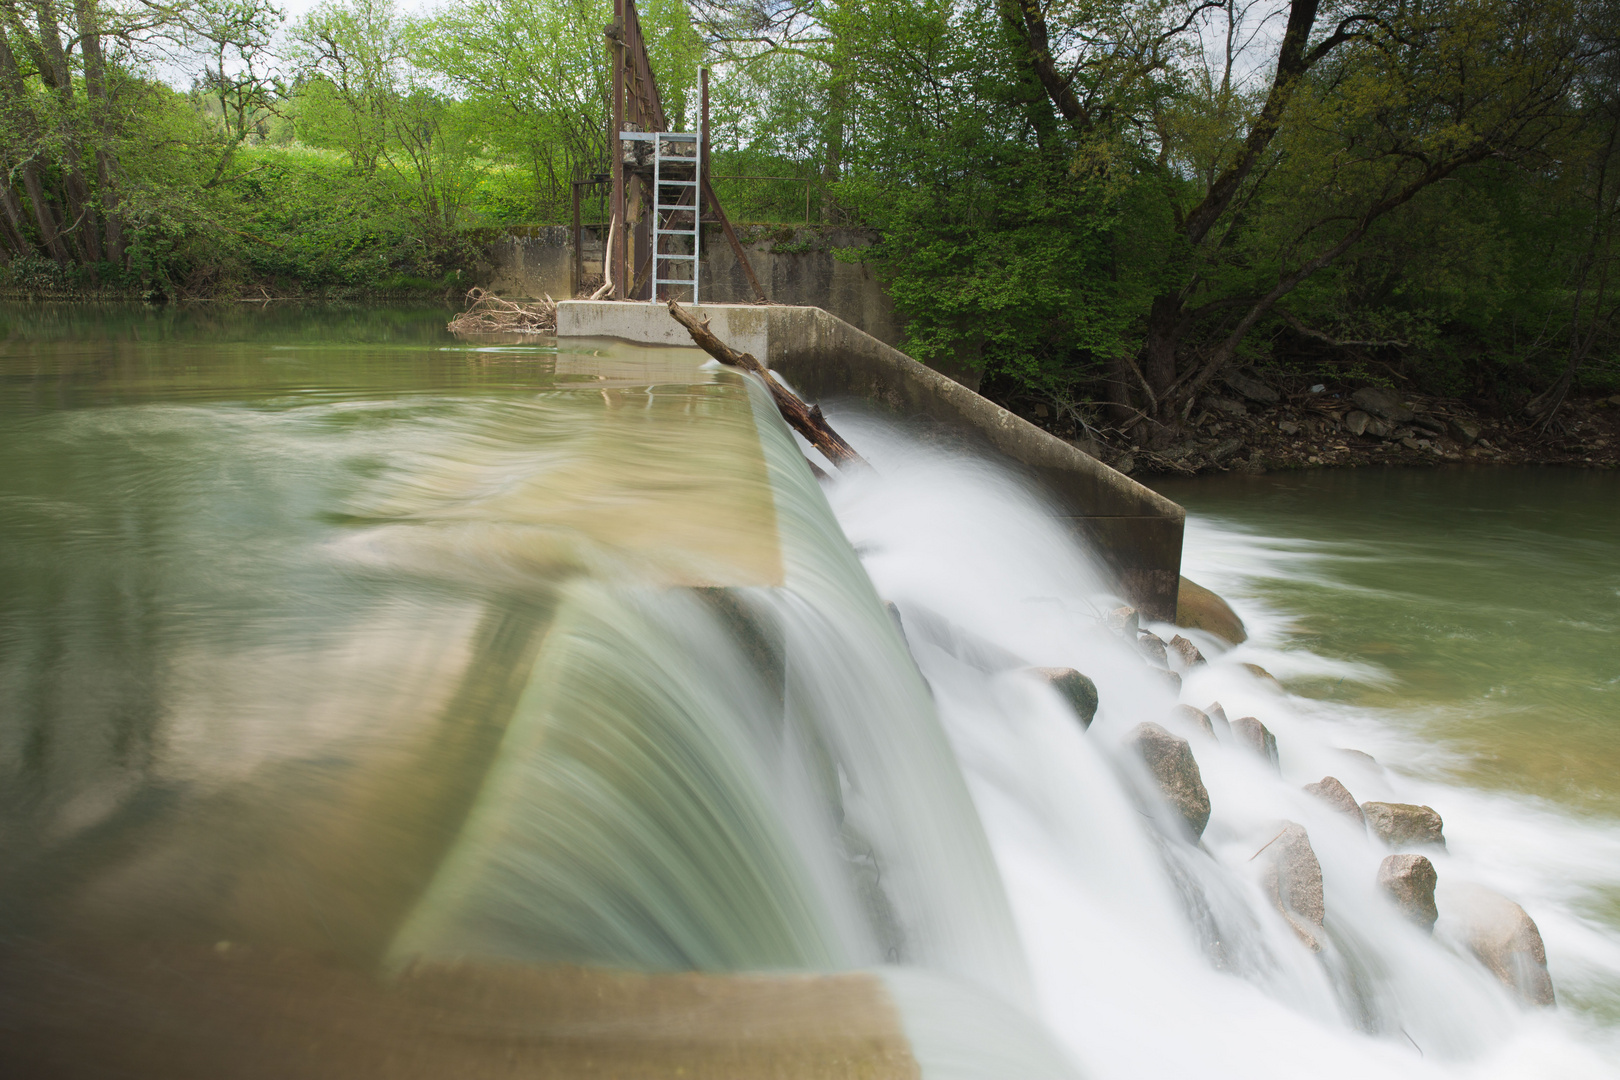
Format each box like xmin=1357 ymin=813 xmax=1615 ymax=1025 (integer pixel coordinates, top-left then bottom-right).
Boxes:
xmin=610 ymin=0 xmax=626 ymax=299
xmin=700 ymin=68 xmax=710 ymax=212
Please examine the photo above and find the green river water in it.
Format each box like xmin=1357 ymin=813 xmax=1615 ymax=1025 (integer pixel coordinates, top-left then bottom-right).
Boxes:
xmin=1153 ymin=469 xmax=1620 ymax=817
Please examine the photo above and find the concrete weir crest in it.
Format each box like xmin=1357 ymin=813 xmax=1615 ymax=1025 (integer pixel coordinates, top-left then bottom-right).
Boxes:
xmin=557 ymin=300 xmax=1185 ymax=620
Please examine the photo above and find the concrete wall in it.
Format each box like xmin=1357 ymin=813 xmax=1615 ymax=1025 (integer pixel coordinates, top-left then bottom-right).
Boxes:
xmin=480 ymin=225 xmax=906 ymax=352
xmin=557 ymin=300 xmax=1184 ymax=619
xmin=476 ymin=226 xmax=574 ymax=301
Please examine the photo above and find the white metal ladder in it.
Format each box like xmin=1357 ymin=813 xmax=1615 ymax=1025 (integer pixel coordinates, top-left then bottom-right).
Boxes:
xmin=622 ymin=126 xmax=701 ymax=303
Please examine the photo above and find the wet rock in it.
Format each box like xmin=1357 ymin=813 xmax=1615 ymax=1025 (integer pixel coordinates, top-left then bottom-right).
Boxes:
xmin=1345 ymin=410 xmax=1371 ymax=436
xmin=1175 ymin=577 xmax=1247 ymax=644
xmin=1203 ymin=701 xmax=1234 ymax=739
xmin=1362 ymin=801 xmax=1445 ymax=848
xmin=1452 ymin=886 xmax=1556 ymax=1007
xmin=1156 ymin=669 xmax=1183 ymax=695
xmin=1028 ymin=667 xmax=1099 ymax=729
xmin=1207 ymin=395 xmax=1248 ymax=416
xmin=1231 ymin=716 xmax=1280 ymax=770
xmin=1124 ymin=722 xmax=1211 ymax=840
xmin=1241 ymin=662 xmax=1282 ymax=689
xmin=1337 ymin=747 xmax=1381 ymax=771
xmin=1224 ymin=370 xmax=1280 ymax=404
xmin=1448 ymin=417 xmax=1482 ymax=445
xmin=1137 ymin=631 xmax=1169 ymax=667
xmin=1105 ymin=605 xmax=1140 ymax=637
xmin=1351 ymin=387 xmax=1416 ymax=423
xmin=1170 ymin=704 xmax=1215 ymax=739
xmin=1378 ymin=854 xmax=1438 ymax=932
xmin=1259 ymin=822 xmax=1325 ymax=951
xmin=1303 ymin=776 xmax=1366 ymax=826
xmin=1167 ymin=634 xmax=1206 ymax=670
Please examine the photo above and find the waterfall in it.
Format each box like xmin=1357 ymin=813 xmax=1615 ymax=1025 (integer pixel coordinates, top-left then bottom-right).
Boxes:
xmin=818 ymin=410 xmax=1620 ymax=1079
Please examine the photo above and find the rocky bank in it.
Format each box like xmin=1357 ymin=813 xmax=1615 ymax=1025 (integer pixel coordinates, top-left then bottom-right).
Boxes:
xmin=1032 ymin=375 xmax=1620 ymax=476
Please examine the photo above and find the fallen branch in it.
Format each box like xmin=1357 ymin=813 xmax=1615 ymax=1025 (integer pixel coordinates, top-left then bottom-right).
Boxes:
xmin=447 ymin=288 xmax=556 ymax=335
xmin=666 ymin=299 xmax=868 ymax=471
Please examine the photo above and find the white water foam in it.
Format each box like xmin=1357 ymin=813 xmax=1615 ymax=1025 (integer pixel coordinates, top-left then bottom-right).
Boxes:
xmin=815 ymin=412 xmax=1620 ymax=1079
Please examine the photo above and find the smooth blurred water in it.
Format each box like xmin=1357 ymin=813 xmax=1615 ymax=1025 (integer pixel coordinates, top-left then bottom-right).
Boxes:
xmin=1150 ymin=470 xmax=1620 ymax=814
xmin=6 ymin=305 xmax=1619 ymax=1079
xmin=815 ymin=418 xmax=1620 ymax=1078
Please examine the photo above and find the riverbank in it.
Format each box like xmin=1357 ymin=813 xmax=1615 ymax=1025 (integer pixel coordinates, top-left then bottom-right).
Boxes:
xmin=1043 ymin=378 xmax=1620 ymax=476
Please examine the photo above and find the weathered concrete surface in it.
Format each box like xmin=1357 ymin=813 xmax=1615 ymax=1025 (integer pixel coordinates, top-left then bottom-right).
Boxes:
xmin=558 ymin=300 xmax=1186 ymax=620
xmin=485 ymin=225 xmax=908 ymax=356
xmin=0 ymin=943 xmax=922 ymax=1079
xmin=761 ymin=305 xmax=1185 ymax=621
xmin=476 ymin=225 xmax=574 ymax=300
xmin=702 ymin=227 xmax=906 ymax=355
xmin=558 ymin=300 xmax=771 ymax=358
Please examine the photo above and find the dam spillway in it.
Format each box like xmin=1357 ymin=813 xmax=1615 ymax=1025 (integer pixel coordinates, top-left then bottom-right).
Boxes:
xmin=2 ymin=305 xmax=1618 ymax=1078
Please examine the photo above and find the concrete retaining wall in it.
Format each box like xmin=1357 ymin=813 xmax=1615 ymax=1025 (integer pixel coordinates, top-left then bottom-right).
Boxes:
xmin=481 ymin=225 xmax=906 ymax=352
xmin=556 ymin=300 xmax=1184 ymax=619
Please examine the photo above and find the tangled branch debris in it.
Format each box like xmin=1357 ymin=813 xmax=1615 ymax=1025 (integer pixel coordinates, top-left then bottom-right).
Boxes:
xmin=447 ymin=288 xmax=557 ymax=335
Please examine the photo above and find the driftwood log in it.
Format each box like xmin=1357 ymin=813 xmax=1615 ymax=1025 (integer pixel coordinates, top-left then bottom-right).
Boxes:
xmin=666 ymin=300 xmax=867 ymax=471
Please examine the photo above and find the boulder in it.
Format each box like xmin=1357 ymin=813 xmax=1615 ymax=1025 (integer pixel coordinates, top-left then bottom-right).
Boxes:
xmin=1167 ymin=634 xmax=1206 ymax=670
xmin=1028 ymin=667 xmax=1099 ymax=729
xmin=1241 ymin=662 xmax=1282 ymax=689
xmin=1232 ymin=716 xmax=1280 ymax=770
xmin=1365 ymin=417 xmax=1395 ymax=439
xmin=1224 ymin=370 xmax=1281 ymax=404
xmin=1174 ymin=577 xmax=1247 ymax=645
xmin=1137 ymin=631 xmax=1169 ymax=667
xmin=1362 ymin=801 xmax=1445 ymax=848
xmin=1351 ymin=386 xmax=1416 ymax=423
xmin=1411 ymin=415 xmax=1447 ymax=435
xmin=1452 ymin=886 xmax=1556 ymax=1007
xmin=1337 ymin=747 xmax=1381 ymax=771
xmin=1377 ymin=853 xmax=1438 ymax=932
xmin=1210 ymin=437 xmax=1244 ymax=462
xmin=1105 ymin=605 xmax=1140 ymax=637
xmin=1207 ymin=395 xmax=1249 ymax=416
xmin=1124 ymin=723 xmax=1211 ymax=840
xmin=1345 ymin=410 xmax=1371 ymax=436
xmin=1156 ymin=669 xmax=1183 ymax=695
xmin=1203 ymin=701 xmax=1234 ymax=739
xmin=1448 ymin=417 xmax=1482 ymax=445
xmin=1303 ymin=776 xmax=1366 ymax=826
xmin=1259 ymin=822 xmax=1326 ymax=951
xmin=1170 ymin=704 xmax=1215 ymax=739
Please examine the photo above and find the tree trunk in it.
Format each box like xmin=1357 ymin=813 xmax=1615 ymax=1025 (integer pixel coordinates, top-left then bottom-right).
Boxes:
xmin=34 ymin=0 xmax=101 ymax=268
xmin=666 ymin=299 xmax=868 ymax=471
xmin=75 ymin=0 xmax=124 ymax=265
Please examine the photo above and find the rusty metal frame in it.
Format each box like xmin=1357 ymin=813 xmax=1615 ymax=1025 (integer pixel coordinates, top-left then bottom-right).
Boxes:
xmin=607 ymin=2 xmax=765 ymax=304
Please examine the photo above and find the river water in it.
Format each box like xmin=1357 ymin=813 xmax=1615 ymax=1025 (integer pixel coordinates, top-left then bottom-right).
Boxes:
xmin=3 ymin=305 xmax=1618 ymax=1078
